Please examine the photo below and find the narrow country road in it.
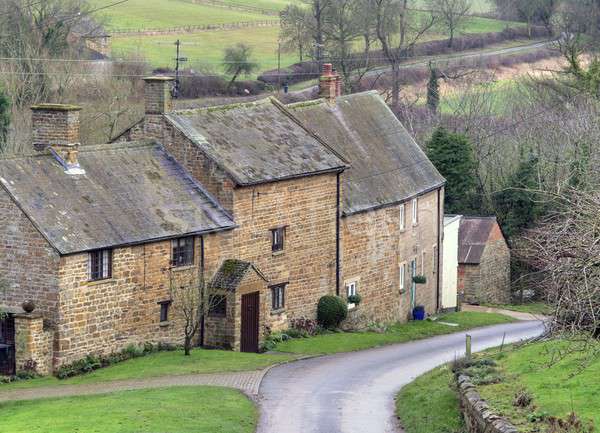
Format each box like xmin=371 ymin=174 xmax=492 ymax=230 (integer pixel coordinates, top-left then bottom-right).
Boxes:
xmin=257 ymin=320 xmax=544 ymax=433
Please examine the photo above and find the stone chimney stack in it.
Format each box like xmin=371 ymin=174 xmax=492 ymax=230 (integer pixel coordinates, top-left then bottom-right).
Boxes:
xmin=31 ymin=104 xmax=85 ymax=175
xmin=31 ymin=104 xmax=81 ymax=151
xmin=319 ymin=63 xmax=342 ymax=102
xmin=144 ymin=76 xmax=175 ymax=115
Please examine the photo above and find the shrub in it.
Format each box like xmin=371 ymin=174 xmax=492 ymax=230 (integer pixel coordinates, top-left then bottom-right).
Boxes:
xmin=513 ymin=388 xmax=533 ymax=408
xmin=261 ymin=331 xmax=291 ymax=352
xmin=289 ymin=316 xmax=319 ymax=336
xmin=317 ymin=295 xmax=348 ymax=329
xmin=547 ymin=413 xmax=595 ymax=433
xmin=347 ymin=294 xmax=362 ymax=305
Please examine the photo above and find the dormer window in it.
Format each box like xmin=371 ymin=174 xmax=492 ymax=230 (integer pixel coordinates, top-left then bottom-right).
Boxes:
xmin=89 ymin=249 xmax=112 ymax=281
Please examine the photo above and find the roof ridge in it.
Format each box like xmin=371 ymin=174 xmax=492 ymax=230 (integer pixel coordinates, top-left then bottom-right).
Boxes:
xmin=172 ymin=97 xmax=272 ymax=115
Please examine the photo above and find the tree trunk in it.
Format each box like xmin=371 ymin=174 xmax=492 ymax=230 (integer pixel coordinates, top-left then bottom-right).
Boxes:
xmin=392 ymin=61 xmax=400 ymax=109
xmin=227 ymin=69 xmax=241 ymax=91
xmin=448 ymin=27 xmax=454 ymax=48
xmin=184 ymin=335 xmax=192 ymax=356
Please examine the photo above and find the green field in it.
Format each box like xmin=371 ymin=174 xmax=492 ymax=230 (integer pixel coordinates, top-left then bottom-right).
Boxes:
xmin=92 ymin=0 xmax=270 ymax=30
xmin=0 ymin=386 xmax=256 ymax=433
xmin=416 ymin=0 xmax=493 ymax=14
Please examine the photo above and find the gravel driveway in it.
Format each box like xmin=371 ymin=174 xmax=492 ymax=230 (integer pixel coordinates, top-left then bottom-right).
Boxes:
xmin=257 ymin=321 xmax=544 ymax=433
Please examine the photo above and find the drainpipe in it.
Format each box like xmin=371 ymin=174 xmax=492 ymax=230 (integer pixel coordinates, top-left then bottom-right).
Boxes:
xmin=436 ymin=188 xmax=442 ymax=312
xmin=199 ymin=236 xmax=206 ymax=347
xmin=336 ymin=172 xmax=341 ymax=296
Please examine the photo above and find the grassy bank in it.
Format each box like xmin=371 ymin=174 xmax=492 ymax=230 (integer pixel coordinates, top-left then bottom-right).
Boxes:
xmin=0 ymin=386 xmax=256 ymax=433
xmin=1 ymin=349 xmax=295 ymax=391
xmin=274 ymin=312 xmax=515 ymax=355
xmin=479 ymin=340 xmax=600 ymax=430
xmin=396 ymin=364 xmax=465 ymax=433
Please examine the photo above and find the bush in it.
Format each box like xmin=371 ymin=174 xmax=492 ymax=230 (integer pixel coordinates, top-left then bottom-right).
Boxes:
xmin=261 ymin=331 xmax=291 ymax=352
xmin=317 ymin=295 xmax=348 ymax=329
xmin=347 ymin=294 xmax=362 ymax=305
xmin=513 ymin=388 xmax=533 ymax=408
xmin=289 ymin=316 xmax=319 ymax=336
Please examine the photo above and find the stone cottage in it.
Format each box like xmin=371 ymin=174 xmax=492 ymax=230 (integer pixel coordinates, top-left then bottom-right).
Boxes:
xmin=0 ymin=66 xmax=445 ymax=375
xmin=457 ymin=216 xmax=511 ymax=305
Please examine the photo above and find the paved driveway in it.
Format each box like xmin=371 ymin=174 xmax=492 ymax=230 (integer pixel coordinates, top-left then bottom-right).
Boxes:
xmin=257 ymin=321 xmax=544 ymax=433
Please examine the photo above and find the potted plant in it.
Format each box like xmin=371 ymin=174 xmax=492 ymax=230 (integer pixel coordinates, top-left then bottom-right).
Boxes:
xmin=413 ymin=305 xmax=426 ymax=321
xmin=412 ymin=275 xmax=427 ymax=284
xmin=347 ymin=294 xmax=362 ymax=309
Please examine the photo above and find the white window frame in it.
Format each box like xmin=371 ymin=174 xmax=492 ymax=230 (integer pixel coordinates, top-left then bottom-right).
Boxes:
xmin=411 ymin=198 xmax=418 ymax=225
xmin=399 ymin=263 xmax=406 ymax=292
xmin=346 ymin=281 xmax=357 ymax=297
xmin=399 ymin=203 xmax=405 ymax=231
xmin=432 ymin=244 xmax=438 ymax=274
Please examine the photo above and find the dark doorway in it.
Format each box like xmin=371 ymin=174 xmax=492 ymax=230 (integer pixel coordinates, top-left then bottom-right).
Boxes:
xmin=241 ymin=292 xmax=259 ymax=353
xmin=0 ymin=314 xmax=15 ymax=376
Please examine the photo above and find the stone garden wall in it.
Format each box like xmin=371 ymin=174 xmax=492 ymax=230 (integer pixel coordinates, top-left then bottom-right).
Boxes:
xmin=457 ymin=374 xmax=518 ymax=433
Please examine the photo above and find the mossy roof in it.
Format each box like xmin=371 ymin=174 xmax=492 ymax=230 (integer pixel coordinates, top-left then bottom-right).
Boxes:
xmin=209 ymin=259 xmax=267 ymax=291
xmin=0 ymin=140 xmax=234 ymax=254
xmin=289 ymin=91 xmax=446 ymax=215
xmin=165 ymin=98 xmax=346 ymax=186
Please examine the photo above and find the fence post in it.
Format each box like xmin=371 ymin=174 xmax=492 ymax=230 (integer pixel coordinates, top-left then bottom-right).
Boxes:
xmin=465 ymin=334 xmax=472 ymax=360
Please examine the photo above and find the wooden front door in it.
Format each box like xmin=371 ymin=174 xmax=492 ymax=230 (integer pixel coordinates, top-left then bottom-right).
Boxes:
xmin=241 ymin=292 xmax=260 ymax=353
xmin=0 ymin=314 xmax=15 ymax=376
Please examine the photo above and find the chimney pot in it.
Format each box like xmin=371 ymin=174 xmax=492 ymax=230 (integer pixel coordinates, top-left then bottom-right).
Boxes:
xmin=143 ymin=76 xmax=175 ymax=115
xmin=319 ymin=64 xmax=340 ymax=103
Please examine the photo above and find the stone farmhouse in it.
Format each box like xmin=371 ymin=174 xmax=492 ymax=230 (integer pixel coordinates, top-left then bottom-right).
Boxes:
xmin=457 ymin=216 xmax=511 ymax=305
xmin=0 ymin=66 xmax=444 ymax=376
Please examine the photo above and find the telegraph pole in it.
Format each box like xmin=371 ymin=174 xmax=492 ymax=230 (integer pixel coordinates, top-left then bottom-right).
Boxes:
xmin=173 ymin=39 xmax=188 ymax=98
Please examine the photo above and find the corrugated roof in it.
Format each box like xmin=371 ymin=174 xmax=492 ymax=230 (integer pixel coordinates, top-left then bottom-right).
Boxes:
xmin=0 ymin=140 xmax=235 ymax=255
xmin=165 ymin=98 xmax=346 ymax=186
xmin=209 ymin=259 xmax=267 ymax=291
xmin=458 ymin=217 xmax=498 ymax=264
xmin=288 ymin=91 xmax=445 ymax=215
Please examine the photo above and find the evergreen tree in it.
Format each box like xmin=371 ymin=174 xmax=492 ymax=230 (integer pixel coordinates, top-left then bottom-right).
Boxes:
xmin=494 ymin=155 xmax=541 ymax=237
xmin=426 ymin=63 xmax=440 ymax=113
xmin=0 ymin=88 xmax=9 ymax=153
xmin=426 ymin=127 xmax=477 ymax=214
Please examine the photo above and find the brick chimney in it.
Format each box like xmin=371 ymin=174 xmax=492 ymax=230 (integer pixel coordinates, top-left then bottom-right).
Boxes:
xmin=319 ymin=63 xmax=342 ymax=102
xmin=144 ymin=76 xmax=175 ymax=115
xmin=31 ymin=104 xmax=85 ymax=175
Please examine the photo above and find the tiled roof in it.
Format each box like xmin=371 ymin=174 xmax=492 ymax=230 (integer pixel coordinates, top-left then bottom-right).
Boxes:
xmin=165 ymin=98 xmax=347 ymax=186
xmin=288 ymin=91 xmax=446 ymax=215
xmin=209 ymin=260 xmax=267 ymax=291
xmin=0 ymin=140 xmax=235 ymax=254
xmin=458 ymin=217 xmax=499 ymax=264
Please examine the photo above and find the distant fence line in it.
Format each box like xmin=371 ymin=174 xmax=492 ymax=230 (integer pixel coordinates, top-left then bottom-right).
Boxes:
xmin=111 ymin=20 xmax=280 ymax=36
xmin=183 ymin=0 xmax=280 ymax=16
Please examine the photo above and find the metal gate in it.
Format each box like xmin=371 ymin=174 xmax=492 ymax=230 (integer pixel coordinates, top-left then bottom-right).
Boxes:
xmin=241 ymin=292 xmax=259 ymax=353
xmin=0 ymin=314 xmax=15 ymax=376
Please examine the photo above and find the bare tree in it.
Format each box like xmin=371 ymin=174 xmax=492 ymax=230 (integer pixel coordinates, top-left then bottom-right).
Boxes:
xmin=169 ymin=267 xmax=225 ymax=356
xmin=428 ymin=0 xmax=471 ymax=47
xmin=280 ymin=5 xmax=313 ymax=62
xmin=302 ymin=0 xmax=333 ymax=68
xmin=372 ymin=0 xmax=437 ymax=108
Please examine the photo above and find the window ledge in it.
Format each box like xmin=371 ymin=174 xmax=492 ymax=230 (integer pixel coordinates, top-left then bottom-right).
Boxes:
xmin=159 ymin=321 xmax=171 ymax=328
xmin=271 ymin=250 xmax=285 ymax=257
xmin=86 ymin=278 xmax=116 ymax=286
xmin=270 ymin=309 xmax=286 ymax=316
xmin=348 ymin=303 xmax=356 ymax=310
xmin=171 ymin=265 xmax=196 ymax=272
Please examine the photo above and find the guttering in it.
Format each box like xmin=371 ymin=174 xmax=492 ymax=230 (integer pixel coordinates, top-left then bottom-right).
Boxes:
xmin=436 ymin=187 xmax=442 ymax=312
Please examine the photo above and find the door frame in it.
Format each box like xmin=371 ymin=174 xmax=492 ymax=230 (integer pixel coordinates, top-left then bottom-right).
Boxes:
xmin=0 ymin=314 xmax=16 ymax=376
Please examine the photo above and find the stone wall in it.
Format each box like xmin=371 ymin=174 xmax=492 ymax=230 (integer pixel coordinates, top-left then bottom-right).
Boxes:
xmin=14 ymin=313 xmax=54 ymax=376
xmin=457 ymin=374 xmax=518 ymax=433
xmin=0 ymin=190 xmax=61 ymax=326
xmin=341 ymin=188 xmax=444 ymax=323
xmin=459 ymin=224 xmax=510 ymax=305
xmin=55 ymin=233 xmax=229 ymax=366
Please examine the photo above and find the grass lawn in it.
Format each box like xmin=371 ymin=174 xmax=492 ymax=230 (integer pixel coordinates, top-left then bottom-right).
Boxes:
xmin=91 ymin=0 xmax=269 ymax=30
xmin=479 ymin=340 xmax=600 ymax=431
xmin=0 ymin=386 xmax=256 ymax=433
xmin=0 ymin=348 xmax=295 ymax=391
xmin=274 ymin=312 xmax=515 ymax=355
xmin=396 ymin=364 xmax=465 ymax=433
